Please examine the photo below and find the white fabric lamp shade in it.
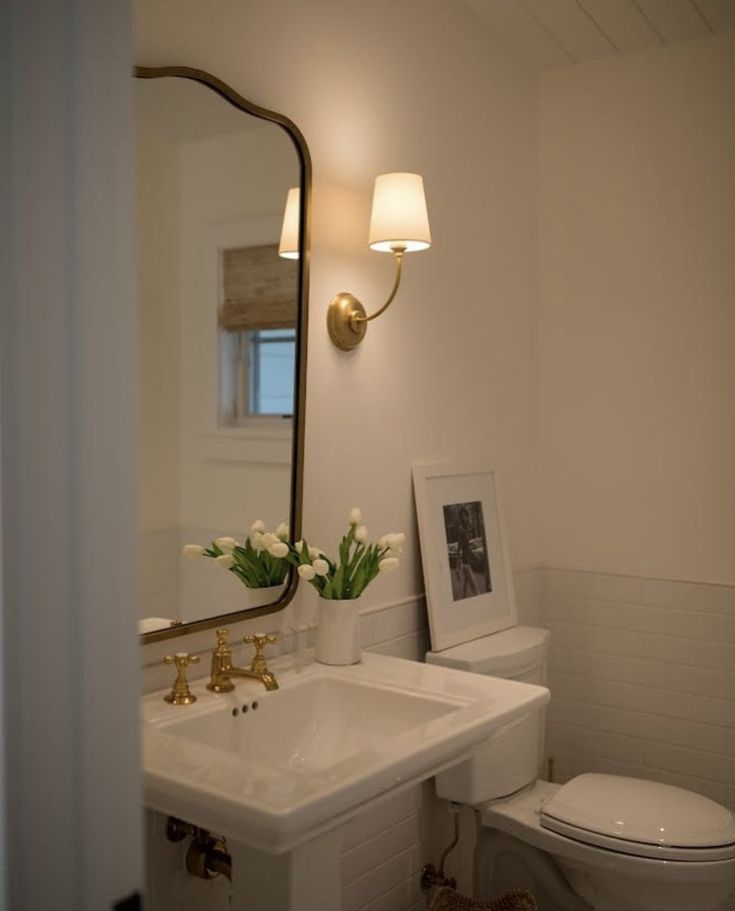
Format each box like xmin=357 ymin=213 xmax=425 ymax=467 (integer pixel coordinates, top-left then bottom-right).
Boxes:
xmin=278 ymin=186 xmax=300 ymax=260
xmin=368 ymin=172 xmax=431 ymax=253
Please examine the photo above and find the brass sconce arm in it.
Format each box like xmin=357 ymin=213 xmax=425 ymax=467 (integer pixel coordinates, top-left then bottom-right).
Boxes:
xmin=328 ymin=247 xmax=406 ymax=351
xmin=355 ymin=248 xmax=405 ymax=326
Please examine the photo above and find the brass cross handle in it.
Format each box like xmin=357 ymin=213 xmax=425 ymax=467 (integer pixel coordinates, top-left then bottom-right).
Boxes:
xmin=243 ymin=633 xmax=277 ymax=674
xmin=214 ymin=628 xmax=232 ymax=657
xmin=163 ymin=652 xmax=200 ymax=705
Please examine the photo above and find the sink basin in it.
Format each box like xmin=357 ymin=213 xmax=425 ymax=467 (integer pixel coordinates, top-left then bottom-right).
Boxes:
xmin=142 ymin=650 xmax=549 ymax=853
xmin=165 ymin=675 xmax=457 ymax=772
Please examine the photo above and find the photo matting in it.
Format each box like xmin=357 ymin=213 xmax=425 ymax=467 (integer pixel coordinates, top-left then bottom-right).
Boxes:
xmin=412 ymin=463 xmax=517 ymax=651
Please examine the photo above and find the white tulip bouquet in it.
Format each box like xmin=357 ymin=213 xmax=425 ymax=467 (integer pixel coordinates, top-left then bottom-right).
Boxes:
xmin=182 ymin=521 xmax=290 ymax=588
xmin=287 ymin=507 xmax=404 ymax=601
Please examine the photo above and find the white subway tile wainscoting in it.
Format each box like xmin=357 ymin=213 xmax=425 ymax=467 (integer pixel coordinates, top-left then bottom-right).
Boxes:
xmin=542 ymin=568 xmax=735 ymax=814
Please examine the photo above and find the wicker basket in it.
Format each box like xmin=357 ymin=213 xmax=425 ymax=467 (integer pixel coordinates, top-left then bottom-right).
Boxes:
xmin=429 ymin=886 xmax=537 ymax=911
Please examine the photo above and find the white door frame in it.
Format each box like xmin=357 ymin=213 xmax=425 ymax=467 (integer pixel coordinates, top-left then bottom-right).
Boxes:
xmin=1 ymin=2 xmax=142 ymax=908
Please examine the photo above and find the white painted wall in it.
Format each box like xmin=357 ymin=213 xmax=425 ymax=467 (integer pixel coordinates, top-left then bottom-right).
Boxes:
xmin=536 ymin=35 xmax=735 ymax=845
xmin=135 ymin=0 xmax=541 ymax=617
xmin=538 ymin=33 xmax=735 ymax=585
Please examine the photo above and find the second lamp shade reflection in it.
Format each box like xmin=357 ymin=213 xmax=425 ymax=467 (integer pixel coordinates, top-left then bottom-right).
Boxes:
xmin=278 ymin=186 xmax=300 ymax=260
xmin=368 ymin=172 xmax=431 ymax=253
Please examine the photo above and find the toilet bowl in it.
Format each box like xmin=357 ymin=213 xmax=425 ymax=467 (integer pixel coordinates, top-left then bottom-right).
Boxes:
xmin=482 ymin=778 xmax=735 ymax=911
xmin=426 ymin=627 xmax=735 ymax=911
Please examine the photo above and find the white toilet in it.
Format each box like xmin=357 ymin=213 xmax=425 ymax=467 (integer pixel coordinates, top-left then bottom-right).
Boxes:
xmin=427 ymin=627 xmax=735 ymax=911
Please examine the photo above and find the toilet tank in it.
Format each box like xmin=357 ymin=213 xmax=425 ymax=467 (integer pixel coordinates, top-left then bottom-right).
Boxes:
xmin=426 ymin=626 xmax=550 ymax=804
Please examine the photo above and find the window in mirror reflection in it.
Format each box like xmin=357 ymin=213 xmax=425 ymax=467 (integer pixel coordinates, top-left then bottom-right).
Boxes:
xmin=219 ymin=242 xmax=298 ymax=425
xmin=240 ymin=328 xmax=295 ymax=417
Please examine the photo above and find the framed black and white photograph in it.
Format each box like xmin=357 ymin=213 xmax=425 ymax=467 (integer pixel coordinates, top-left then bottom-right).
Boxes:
xmin=412 ymin=463 xmax=517 ymax=651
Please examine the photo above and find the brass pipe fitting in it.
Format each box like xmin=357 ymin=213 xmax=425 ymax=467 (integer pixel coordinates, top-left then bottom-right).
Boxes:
xmin=165 ymin=817 xmax=232 ymax=883
xmin=185 ymin=833 xmax=232 ymax=883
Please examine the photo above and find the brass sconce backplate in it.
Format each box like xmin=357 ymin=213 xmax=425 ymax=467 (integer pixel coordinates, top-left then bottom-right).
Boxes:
xmin=327 ymin=292 xmax=368 ymax=351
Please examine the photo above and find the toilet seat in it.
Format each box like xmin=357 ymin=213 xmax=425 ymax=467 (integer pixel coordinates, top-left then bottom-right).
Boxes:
xmin=542 ymin=816 xmax=735 ymax=862
xmin=540 ymin=774 xmax=735 ymax=863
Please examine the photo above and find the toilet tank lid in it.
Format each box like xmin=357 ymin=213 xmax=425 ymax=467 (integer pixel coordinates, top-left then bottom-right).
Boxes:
xmin=542 ymin=774 xmax=735 ymax=850
xmin=425 ymin=626 xmax=549 ymax=677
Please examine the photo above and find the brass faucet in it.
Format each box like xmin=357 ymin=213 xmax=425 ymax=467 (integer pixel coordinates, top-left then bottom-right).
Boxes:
xmin=163 ymin=652 xmax=200 ymax=705
xmin=207 ymin=629 xmax=279 ymax=693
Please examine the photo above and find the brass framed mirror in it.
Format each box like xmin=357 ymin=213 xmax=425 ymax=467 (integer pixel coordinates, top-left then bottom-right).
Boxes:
xmin=135 ymin=66 xmax=310 ymax=644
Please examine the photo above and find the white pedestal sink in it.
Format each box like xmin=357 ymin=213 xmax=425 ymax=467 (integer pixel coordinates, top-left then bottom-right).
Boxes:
xmin=142 ymin=650 xmax=549 ymax=910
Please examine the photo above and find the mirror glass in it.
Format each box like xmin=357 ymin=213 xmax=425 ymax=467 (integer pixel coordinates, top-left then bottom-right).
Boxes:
xmin=135 ymin=70 xmax=308 ymax=641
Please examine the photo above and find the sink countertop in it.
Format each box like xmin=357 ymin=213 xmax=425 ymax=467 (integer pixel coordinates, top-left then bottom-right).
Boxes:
xmin=142 ymin=650 xmax=549 ymax=853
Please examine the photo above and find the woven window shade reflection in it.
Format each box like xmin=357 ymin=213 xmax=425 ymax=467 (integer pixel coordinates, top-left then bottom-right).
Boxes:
xmin=219 ymin=244 xmax=298 ymax=332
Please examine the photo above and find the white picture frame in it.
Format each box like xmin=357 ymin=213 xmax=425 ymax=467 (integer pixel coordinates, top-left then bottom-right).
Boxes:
xmin=412 ymin=462 xmax=517 ymax=652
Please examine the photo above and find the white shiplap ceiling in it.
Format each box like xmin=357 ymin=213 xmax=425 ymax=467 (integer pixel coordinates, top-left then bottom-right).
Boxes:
xmin=463 ymin=0 xmax=735 ymax=70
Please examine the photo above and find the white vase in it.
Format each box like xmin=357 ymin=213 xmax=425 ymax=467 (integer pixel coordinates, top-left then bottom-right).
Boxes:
xmin=315 ymin=598 xmax=362 ymax=665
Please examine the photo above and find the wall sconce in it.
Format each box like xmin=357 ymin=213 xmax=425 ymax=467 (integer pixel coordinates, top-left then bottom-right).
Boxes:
xmin=278 ymin=187 xmax=301 ymax=260
xmin=326 ymin=172 xmax=431 ymax=351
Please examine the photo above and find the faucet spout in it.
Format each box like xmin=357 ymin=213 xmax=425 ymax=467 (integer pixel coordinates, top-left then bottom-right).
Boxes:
xmin=226 ymin=665 xmax=279 ymax=692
